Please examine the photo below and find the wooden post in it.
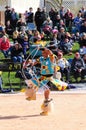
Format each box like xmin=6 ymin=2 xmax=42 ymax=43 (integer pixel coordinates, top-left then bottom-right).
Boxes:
xmin=0 ymin=11 xmax=5 ymax=24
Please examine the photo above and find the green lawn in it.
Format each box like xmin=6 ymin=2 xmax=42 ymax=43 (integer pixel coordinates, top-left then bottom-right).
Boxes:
xmin=64 ymin=42 xmax=80 ymax=59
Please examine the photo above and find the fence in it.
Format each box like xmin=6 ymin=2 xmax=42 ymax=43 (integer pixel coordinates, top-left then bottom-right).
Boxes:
xmin=45 ymin=0 xmax=86 ymax=15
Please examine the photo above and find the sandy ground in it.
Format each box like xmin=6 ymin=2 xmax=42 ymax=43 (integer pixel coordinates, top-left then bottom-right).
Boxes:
xmin=0 ymin=91 xmax=86 ymax=130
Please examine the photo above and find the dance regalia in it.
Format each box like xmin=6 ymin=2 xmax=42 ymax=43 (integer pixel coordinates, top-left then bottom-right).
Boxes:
xmin=22 ymin=46 xmax=68 ymax=101
xmin=22 ymin=47 xmax=76 ymax=115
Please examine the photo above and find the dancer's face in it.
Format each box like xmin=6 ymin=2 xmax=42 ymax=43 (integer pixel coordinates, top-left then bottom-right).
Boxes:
xmin=42 ymin=49 xmax=49 ymax=58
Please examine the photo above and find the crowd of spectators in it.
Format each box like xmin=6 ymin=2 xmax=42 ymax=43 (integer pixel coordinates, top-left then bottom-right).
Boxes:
xmin=0 ymin=5 xmax=86 ymax=83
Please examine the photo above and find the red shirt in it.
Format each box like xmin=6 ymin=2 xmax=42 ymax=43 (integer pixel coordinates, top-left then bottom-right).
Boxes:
xmin=0 ymin=38 xmax=11 ymax=51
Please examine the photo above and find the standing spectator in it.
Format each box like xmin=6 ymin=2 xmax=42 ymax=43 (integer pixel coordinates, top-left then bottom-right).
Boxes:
xmin=64 ymin=8 xmax=73 ymax=31
xmin=71 ymin=52 xmax=85 ymax=82
xmin=80 ymin=6 xmax=86 ymax=18
xmin=59 ymin=6 xmax=65 ymax=20
xmin=11 ymin=8 xmax=19 ymax=29
xmin=41 ymin=7 xmax=48 ymax=24
xmin=0 ymin=35 xmax=11 ymax=57
xmin=49 ymin=8 xmax=57 ymax=27
xmin=27 ymin=7 xmax=34 ymax=24
xmin=73 ymin=12 xmax=82 ymax=32
xmin=24 ymin=10 xmax=29 ymax=25
xmin=35 ymin=8 xmax=42 ymax=32
xmin=4 ymin=6 xmax=12 ymax=25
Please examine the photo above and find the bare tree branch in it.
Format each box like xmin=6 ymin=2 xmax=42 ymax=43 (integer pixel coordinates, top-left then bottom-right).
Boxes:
xmin=45 ymin=0 xmax=63 ymax=9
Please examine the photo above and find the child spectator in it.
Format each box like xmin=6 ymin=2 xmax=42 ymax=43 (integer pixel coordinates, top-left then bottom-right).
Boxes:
xmin=21 ymin=35 xmax=29 ymax=59
xmin=12 ymin=29 xmax=19 ymax=43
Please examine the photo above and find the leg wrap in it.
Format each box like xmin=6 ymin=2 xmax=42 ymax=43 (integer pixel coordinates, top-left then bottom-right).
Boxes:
xmin=25 ymin=80 xmax=38 ymax=101
xmin=40 ymin=98 xmax=54 ymax=115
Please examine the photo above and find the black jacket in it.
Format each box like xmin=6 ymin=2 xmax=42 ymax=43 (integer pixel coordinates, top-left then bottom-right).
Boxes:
xmin=71 ymin=57 xmax=85 ymax=71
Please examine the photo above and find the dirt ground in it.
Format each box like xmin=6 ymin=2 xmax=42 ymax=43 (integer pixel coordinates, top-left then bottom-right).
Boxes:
xmin=0 ymin=91 xmax=86 ymax=130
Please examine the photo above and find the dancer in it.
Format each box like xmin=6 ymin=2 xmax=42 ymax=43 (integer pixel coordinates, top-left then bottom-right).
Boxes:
xmin=23 ymin=47 xmax=56 ymax=115
xmin=22 ymin=47 xmax=74 ymax=115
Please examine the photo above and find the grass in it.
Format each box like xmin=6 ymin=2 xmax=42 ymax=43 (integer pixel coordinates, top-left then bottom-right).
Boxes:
xmin=64 ymin=42 xmax=80 ymax=59
xmin=0 ymin=42 xmax=80 ymax=90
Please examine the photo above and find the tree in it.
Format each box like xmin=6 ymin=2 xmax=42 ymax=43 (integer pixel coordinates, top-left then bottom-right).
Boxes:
xmin=45 ymin=0 xmax=63 ymax=9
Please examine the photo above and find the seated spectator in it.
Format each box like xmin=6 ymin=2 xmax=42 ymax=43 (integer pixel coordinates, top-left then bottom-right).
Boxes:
xmin=79 ymin=32 xmax=86 ymax=48
xmin=56 ymin=51 xmax=70 ymax=83
xmin=5 ymin=20 xmax=14 ymax=37
xmin=80 ymin=21 xmax=86 ymax=33
xmin=57 ymin=27 xmax=65 ymax=41
xmin=0 ymin=35 xmax=11 ymax=57
xmin=10 ymin=42 xmax=23 ymax=63
xmin=11 ymin=8 xmax=19 ymax=29
xmin=17 ymin=29 xmax=27 ymax=45
xmin=79 ymin=6 xmax=86 ymax=18
xmin=79 ymin=46 xmax=86 ymax=57
xmin=71 ymin=52 xmax=85 ymax=82
xmin=16 ymin=18 xmax=26 ymax=31
xmin=0 ymin=22 xmax=5 ymax=38
xmin=71 ymin=33 xmax=76 ymax=43
xmin=82 ymin=54 xmax=86 ymax=78
xmin=0 ymin=71 xmax=11 ymax=93
xmin=75 ymin=32 xmax=80 ymax=42
xmin=65 ymin=32 xmax=74 ymax=44
xmin=12 ymin=29 xmax=19 ymax=43
xmin=21 ymin=35 xmax=29 ymax=59
xmin=42 ymin=17 xmax=53 ymax=38
xmin=33 ymin=30 xmax=41 ymax=42
xmin=47 ymin=32 xmax=60 ymax=55
xmin=61 ymin=38 xmax=72 ymax=54
xmin=43 ymin=17 xmax=53 ymax=29
xmin=57 ymin=19 xmax=66 ymax=31
xmin=26 ymin=30 xmax=34 ymax=43
xmin=55 ymin=15 xmax=61 ymax=28
xmin=73 ymin=12 xmax=82 ymax=32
